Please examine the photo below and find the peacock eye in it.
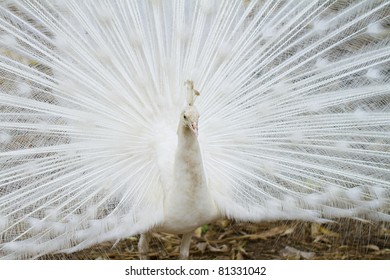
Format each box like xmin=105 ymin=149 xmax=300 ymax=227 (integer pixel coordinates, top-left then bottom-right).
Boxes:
xmin=183 ymin=115 xmax=187 ymax=119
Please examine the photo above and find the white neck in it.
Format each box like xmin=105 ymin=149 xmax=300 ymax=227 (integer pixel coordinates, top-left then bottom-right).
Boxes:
xmin=175 ymin=120 xmax=206 ymax=189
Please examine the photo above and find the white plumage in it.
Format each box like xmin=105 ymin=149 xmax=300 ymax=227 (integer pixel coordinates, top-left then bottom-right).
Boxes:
xmin=0 ymin=0 xmax=389 ymax=259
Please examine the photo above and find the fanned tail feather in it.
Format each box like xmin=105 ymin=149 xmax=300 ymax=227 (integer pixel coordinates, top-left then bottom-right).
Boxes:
xmin=0 ymin=0 xmax=389 ymax=259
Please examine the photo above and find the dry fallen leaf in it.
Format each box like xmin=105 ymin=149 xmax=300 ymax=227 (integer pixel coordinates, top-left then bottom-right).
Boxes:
xmin=194 ymin=227 xmax=202 ymax=238
xmin=279 ymin=246 xmax=315 ymax=259
xmin=236 ymin=252 xmax=244 ymax=260
xmin=319 ymin=227 xmax=340 ymax=238
xmin=364 ymin=245 xmax=380 ymax=251
xmin=208 ymin=244 xmax=229 ymax=253
xmin=313 ymin=235 xmax=332 ymax=244
xmin=249 ymin=225 xmax=294 ymax=240
xmin=216 ymin=219 xmax=230 ymax=228
xmin=311 ymin=223 xmax=321 ymax=238
xmin=196 ymin=242 xmax=208 ymax=253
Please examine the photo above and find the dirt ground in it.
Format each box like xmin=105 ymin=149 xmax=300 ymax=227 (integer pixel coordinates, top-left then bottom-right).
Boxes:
xmin=46 ymin=219 xmax=390 ymax=260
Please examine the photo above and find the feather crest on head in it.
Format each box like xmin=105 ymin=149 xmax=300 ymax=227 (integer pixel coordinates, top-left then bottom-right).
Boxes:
xmin=185 ymin=80 xmax=200 ymax=106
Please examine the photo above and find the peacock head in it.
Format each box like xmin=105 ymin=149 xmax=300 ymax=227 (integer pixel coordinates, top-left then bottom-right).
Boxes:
xmin=181 ymin=106 xmax=200 ymax=136
xmin=181 ymin=80 xmax=201 ymax=136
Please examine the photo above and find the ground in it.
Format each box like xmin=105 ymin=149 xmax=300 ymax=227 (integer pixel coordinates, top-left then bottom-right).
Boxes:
xmin=46 ymin=219 xmax=390 ymax=260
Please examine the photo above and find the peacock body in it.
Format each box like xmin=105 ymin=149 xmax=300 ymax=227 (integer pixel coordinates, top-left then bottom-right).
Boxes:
xmin=0 ymin=0 xmax=389 ymax=259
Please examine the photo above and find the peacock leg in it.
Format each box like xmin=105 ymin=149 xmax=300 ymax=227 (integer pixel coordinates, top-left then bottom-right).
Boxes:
xmin=179 ymin=232 xmax=193 ymax=259
xmin=138 ymin=232 xmax=152 ymax=260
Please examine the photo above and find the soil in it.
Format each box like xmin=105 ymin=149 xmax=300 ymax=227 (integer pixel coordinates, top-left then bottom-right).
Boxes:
xmin=46 ymin=219 xmax=390 ymax=260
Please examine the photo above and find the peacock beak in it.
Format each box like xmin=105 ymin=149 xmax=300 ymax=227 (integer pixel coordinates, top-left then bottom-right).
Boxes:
xmin=190 ymin=122 xmax=198 ymax=136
